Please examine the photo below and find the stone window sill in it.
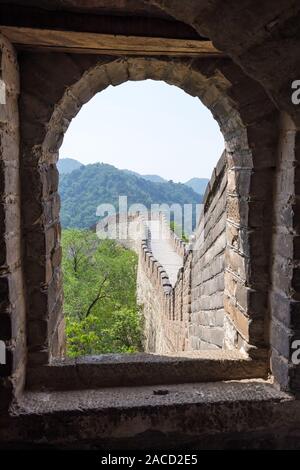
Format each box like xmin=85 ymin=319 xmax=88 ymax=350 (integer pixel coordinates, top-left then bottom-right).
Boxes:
xmin=6 ymin=380 xmax=293 ymax=449
xmin=26 ymin=350 xmax=268 ymax=391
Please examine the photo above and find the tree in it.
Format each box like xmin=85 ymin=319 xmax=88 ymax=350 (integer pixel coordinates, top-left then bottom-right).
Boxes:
xmin=59 ymin=162 xmax=201 ymax=230
xmin=66 ymin=308 xmax=144 ymax=356
xmin=62 ymin=229 xmax=143 ymax=356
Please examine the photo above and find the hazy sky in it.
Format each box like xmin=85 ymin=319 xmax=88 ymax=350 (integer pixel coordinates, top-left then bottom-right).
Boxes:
xmin=60 ymin=80 xmax=224 ymax=182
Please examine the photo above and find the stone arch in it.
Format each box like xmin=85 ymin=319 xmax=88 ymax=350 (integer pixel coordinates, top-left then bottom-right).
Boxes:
xmin=145 ymin=0 xmax=300 ymax=389
xmin=19 ymin=53 xmax=278 ymax=366
xmin=148 ymin=0 xmax=300 ymax=127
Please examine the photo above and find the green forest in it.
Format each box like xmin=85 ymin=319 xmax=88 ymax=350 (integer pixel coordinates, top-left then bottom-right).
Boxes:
xmin=62 ymin=228 xmax=144 ymax=357
xmin=59 ymin=162 xmax=203 ymax=356
xmin=59 ymin=162 xmax=201 ymax=229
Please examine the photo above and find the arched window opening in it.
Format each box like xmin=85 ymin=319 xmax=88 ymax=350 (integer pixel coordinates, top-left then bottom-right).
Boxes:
xmin=20 ymin=56 xmax=275 ymax=372
xmin=58 ymin=80 xmax=224 ymax=357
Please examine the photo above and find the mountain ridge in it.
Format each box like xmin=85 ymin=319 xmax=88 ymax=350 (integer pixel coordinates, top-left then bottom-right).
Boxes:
xmin=59 ymin=162 xmax=202 ymax=230
xmin=58 ymin=158 xmax=209 ymax=194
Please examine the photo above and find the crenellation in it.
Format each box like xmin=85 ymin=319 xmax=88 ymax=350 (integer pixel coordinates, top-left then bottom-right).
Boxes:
xmin=0 ymin=1 xmax=299 ymax=447
xmin=136 ymin=150 xmax=228 ymax=353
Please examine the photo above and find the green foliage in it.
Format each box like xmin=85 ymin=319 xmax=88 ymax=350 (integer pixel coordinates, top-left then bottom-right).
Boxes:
xmin=62 ymin=228 xmax=143 ymax=356
xmin=66 ymin=309 xmax=143 ymax=356
xmin=59 ymin=163 xmax=201 ymax=229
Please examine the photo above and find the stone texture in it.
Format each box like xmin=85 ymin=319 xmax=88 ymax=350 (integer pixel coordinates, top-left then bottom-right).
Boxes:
xmin=17 ymin=52 xmax=278 ymax=369
xmin=0 ymin=34 xmax=26 ymax=412
xmin=0 ymin=0 xmax=300 ymax=449
xmin=26 ymin=350 xmax=268 ymax=391
xmin=0 ymin=380 xmax=297 ymax=450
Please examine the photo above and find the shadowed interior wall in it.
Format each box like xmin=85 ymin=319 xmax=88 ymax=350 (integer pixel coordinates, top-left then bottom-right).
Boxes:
xmin=16 ymin=54 xmax=278 ymax=372
xmin=0 ymin=35 xmax=26 ymax=411
xmin=270 ymin=112 xmax=300 ymax=391
xmin=0 ymin=0 xmax=299 ymax=449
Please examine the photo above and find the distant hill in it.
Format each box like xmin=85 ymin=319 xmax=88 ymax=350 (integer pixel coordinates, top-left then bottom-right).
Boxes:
xmin=59 ymin=163 xmax=201 ymax=229
xmin=185 ymin=178 xmax=209 ymax=195
xmin=124 ymin=170 xmax=209 ymax=192
xmin=57 ymin=158 xmax=83 ymax=174
xmin=123 ymin=169 xmax=167 ymax=184
xmin=142 ymin=174 xmax=167 ymax=183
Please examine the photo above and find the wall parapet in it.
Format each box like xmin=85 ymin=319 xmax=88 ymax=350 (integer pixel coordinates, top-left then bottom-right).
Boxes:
xmin=159 ymin=212 xmax=187 ymax=258
xmin=203 ymin=151 xmax=227 ymax=211
xmin=92 ymin=152 xmax=228 ymax=355
xmin=138 ymin=152 xmax=228 ymax=354
xmin=139 ymin=214 xmax=173 ymax=296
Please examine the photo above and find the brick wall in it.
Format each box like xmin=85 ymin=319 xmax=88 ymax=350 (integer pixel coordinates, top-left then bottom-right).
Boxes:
xmin=0 ymin=34 xmax=26 ymax=412
xmin=0 ymin=0 xmax=299 ymax=444
xmin=188 ymin=152 xmax=227 ymax=350
xmin=270 ymin=112 xmax=300 ymax=391
xmin=137 ymin=154 xmax=228 ymax=353
xmin=137 ymin=215 xmax=175 ymax=353
xmin=17 ymin=53 xmax=278 ymax=365
xmin=95 ymin=213 xmax=147 ymax=253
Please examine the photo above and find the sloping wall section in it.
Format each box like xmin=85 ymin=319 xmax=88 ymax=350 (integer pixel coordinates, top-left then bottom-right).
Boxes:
xmin=189 ymin=152 xmax=227 ymax=351
xmin=137 ymin=152 xmax=227 ymax=354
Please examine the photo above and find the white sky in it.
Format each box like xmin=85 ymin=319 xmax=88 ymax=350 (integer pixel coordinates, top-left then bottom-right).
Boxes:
xmin=60 ymin=80 xmax=224 ymax=182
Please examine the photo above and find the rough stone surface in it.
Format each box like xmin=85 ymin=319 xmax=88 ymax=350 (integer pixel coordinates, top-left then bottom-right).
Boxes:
xmin=14 ymin=50 xmax=289 ymax=379
xmin=0 ymin=0 xmax=300 ymax=449
xmin=1 ymin=380 xmax=299 ymax=450
xmin=190 ymin=152 xmax=226 ymax=351
xmin=26 ymin=350 xmax=268 ymax=391
xmin=0 ymin=34 xmax=26 ymax=412
xmin=17 ymin=53 xmax=278 ymax=365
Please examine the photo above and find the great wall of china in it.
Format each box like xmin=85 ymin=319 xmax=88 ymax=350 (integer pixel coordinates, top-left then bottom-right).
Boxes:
xmin=2 ymin=2 xmax=300 ymax=448
xmin=98 ymin=151 xmax=228 ymax=354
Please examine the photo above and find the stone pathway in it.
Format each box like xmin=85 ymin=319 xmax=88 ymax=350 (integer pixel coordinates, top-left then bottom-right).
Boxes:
xmin=146 ymin=219 xmax=183 ymax=286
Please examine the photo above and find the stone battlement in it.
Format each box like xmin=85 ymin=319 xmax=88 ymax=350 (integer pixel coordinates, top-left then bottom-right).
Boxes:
xmin=94 ymin=152 xmax=228 ymax=355
xmin=135 ymin=152 xmax=227 ymax=354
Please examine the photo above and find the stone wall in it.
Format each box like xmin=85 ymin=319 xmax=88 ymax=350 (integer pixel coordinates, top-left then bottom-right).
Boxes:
xmin=16 ymin=53 xmax=278 ymax=368
xmin=0 ymin=4 xmax=295 ymax=402
xmin=189 ymin=152 xmax=227 ymax=350
xmin=95 ymin=213 xmax=147 ymax=253
xmin=0 ymin=0 xmax=299 ymax=449
xmin=0 ymin=35 xmax=26 ymax=410
xmin=160 ymin=212 xmax=187 ymax=258
xmin=270 ymin=112 xmax=300 ymax=391
xmin=97 ymin=188 xmax=228 ymax=354
xmin=137 ymin=215 xmax=175 ymax=353
xmin=137 ymin=153 xmax=228 ymax=353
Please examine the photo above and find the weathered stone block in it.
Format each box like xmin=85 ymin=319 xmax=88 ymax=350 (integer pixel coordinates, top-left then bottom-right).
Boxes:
xmin=227 ymin=168 xmax=251 ymax=196
xmin=27 ymin=319 xmax=48 ymax=350
xmin=271 ymin=349 xmax=290 ymax=391
xmin=225 ymin=247 xmax=248 ymax=281
xmin=227 ymin=195 xmax=248 ymax=226
xmin=224 ymin=295 xmax=250 ymax=341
